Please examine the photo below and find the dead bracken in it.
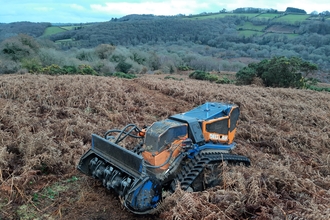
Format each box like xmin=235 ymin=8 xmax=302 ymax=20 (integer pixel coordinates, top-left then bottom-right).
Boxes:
xmin=0 ymin=73 xmax=329 ymax=220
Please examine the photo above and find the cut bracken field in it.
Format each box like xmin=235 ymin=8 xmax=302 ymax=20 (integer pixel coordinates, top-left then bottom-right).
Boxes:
xmin=0 ymin=73 xmax=329 ymax=220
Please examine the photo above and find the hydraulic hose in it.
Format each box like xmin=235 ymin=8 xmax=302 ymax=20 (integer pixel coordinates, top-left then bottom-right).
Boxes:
xmin=104 ymin=124 xmax=143 ymax=143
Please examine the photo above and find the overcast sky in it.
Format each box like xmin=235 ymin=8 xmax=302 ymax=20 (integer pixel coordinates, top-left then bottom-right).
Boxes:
xmin=1 ymin=0 xmax=329 ymax=23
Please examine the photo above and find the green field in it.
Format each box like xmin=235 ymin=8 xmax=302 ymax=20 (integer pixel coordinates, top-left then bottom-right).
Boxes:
xmin=42 ymin=25 xmax=91 ymax=37
xmin=185 ymin=14 xmax=232 ymax=20
xmin=61 ymin=25 xmax=91 ymax=30
xmin=239 ymin=22 xmax=267 ymax=31
xmin=186 ymin=13 xmax=314 ymax=25
xmin=61 ymin=26 xmax=77 ymax=30
xmin=226 ymin=13 xmax=259 ymax=18
xmin=256 ymin=13 xmax=280 ymax=19
xmin=285 ymin=33 xmax=300 ymax=39
xmin=185 ymin=13 xmax=259 ymax=20
xmin=273 ymin=14 xmax=311 ymax=24
xmin=43 ymin=27 xmax=67 ymax=36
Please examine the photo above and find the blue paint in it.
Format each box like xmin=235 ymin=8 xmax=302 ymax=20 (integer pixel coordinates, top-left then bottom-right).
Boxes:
xmin=187 ymin=142 xmax=236 ymax=158
xmin=175 ymin=102 xmax=234 ymax=121
xmin=91 ymin=135 xmax=95 ymax=149
xmin=151 ymin=195 xmax=160 ymax=204
xmin=130 ymin=179 xmax=161 ymax=211
xmin=199 ymin=143 xmax=236 ymax=151
xmin=151 ymin=184 xmax=160 ymax=205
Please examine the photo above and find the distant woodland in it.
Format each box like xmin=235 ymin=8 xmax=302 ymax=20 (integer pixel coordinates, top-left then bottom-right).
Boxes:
xmin=1 ymin=8 xmax=330 ymax=83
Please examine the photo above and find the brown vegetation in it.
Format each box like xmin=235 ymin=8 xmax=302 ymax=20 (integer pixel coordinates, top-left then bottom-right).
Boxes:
xmin=0 ymin=73 xmax=329 ymax=219
xmin=265 ymin=25 xmax=300 ymax=34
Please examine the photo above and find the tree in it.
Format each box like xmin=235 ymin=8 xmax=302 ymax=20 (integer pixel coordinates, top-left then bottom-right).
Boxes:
xmin=311 ymin=11 xmax=318 ymax=16
xmin=115 ymin=60 xmax=132 ymax=73
xmin=95 ymin=44 xmax=115 ymax=59
xmin=285 ymin=7 xmax=307 ymax=14
xmin=261 ymin=56 xmax=302 ymax=87
xmin=236 ymin=66 xmax=257 ymax=85
xmin=236 ymin=56 xmax=318 ymax=88
xmin=0 ymin=34 xmax=40 ymax=61
xmin=148 ymin=52 xmax=161 ymax=70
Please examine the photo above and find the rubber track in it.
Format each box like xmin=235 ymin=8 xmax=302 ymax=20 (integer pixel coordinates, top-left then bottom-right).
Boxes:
xmin=177 ymin=152 xmax=250 ymax=190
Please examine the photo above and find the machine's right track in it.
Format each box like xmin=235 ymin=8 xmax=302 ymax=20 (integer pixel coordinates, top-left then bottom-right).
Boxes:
xmin=175 ymin=151 xmax=251 ymax=191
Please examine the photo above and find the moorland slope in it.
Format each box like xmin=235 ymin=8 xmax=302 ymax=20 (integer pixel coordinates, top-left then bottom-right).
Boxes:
xmin=0 ymin=73 xmax=329 ymax=219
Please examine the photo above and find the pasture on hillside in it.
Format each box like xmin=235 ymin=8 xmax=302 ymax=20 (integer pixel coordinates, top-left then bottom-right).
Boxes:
xmin=256 ymin=13 xmax=280 ymax=19
xmin=186 ymin=13 xmax=260 ymax=20
xmin=238 ymin=30 xmax=263 ymax=37
xmin=238 ymin=22 xmax=267 ymax=31
xmin=273 ymin=14 xmax=311 ymax=24
xmin=42 ymin=27 xmax=67 ymax=36
xmin=0 ymin=73 xmax=329 ymax=219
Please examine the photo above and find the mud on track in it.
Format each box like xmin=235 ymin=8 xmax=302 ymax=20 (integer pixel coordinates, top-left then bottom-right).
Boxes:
xmin=0 ymin=73 xmax=330 ymax=219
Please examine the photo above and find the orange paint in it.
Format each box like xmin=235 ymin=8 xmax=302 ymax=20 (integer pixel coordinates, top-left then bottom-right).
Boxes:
xmin=138 ymin=128 xmax=146 ymax=137
xmin=201 ymin=105 xmax=239 ymax=145
xmin=202 ymin=117 xmax=230 ymax=144
xmin=142 ymin=137 xmax=186 ymax=170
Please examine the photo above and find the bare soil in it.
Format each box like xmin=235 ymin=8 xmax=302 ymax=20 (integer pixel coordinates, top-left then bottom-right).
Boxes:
xmin=265 ymin=25 xmax=300 ymax=34
xmin=0 ymin=73 xmax=329 ymax=219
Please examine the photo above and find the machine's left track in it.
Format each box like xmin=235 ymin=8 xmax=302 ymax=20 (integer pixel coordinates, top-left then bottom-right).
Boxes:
xmin=173 ymin=151 xmax=250 ymax=191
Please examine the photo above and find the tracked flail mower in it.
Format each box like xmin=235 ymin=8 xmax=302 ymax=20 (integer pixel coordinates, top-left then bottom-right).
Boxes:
xmin=77 ymin=102 xmax=250 ymax=214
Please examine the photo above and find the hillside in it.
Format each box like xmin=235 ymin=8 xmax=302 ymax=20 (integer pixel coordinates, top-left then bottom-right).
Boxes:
xmin=41 ymin=13 xmax=330 ymax=74
xmin=1 ymin=12 xmax=329 ymax=44
xmin=46 ymin=12 xmax=330 ymax=46
xmin=1 ymin=12 xmax=330 ymax=78
xmin=0 ymin=74 xmax=329 ymax=219
xmin=0 ymin=22 xmax=50 ymax=41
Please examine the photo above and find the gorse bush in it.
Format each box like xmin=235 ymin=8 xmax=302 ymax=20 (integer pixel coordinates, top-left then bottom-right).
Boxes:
xmin=35 ymin=64 xmax=97 ymax=75
xmin=41 ymin=64 xmax=64 ymax=75
xmin=235 ymin=66 xmax=256 ymax=85
xmin=216 ymin=76 xmax=233 ymax=84
xmin=236 ymin=56 xmax=318 ymax=88
xmin=62 ymin=65 xmax=78 ymax=74
xmin=78 ymin=64 xmax=97 ymax=75
xmin=21 ymin=58 xmax=42 ymax=73
xmin=177 ymin=65 xmax=193 ymax=71
xmin=308 ymin=86 xmax=330 ymax=92
xmin=189 ymin=70 xmax=218 ymax=82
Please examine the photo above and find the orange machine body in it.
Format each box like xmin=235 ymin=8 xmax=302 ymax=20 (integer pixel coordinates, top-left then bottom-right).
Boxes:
xmin=141 ymin=119 xmax=188 ymax=170
xmin=141 ymin=102 xmax=240 ymax=170
xmin=142 ymin=137 xmax=187 ymax=170
xmin=202 ymin=106 xmax=239 ymax=145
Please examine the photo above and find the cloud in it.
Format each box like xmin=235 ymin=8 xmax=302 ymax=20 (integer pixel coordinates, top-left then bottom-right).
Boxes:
xmin=225 ymin=0 xmax=330 ymax=13
xmin=33 ymin=7 xmax=54 ymax=12
xmin=90 ymin=1 xmax=215 ymax=16
xmin=1 ymin=0 xmax=330 ymax=23
xmin=69 ymin=4 xmax=85 ymax=11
